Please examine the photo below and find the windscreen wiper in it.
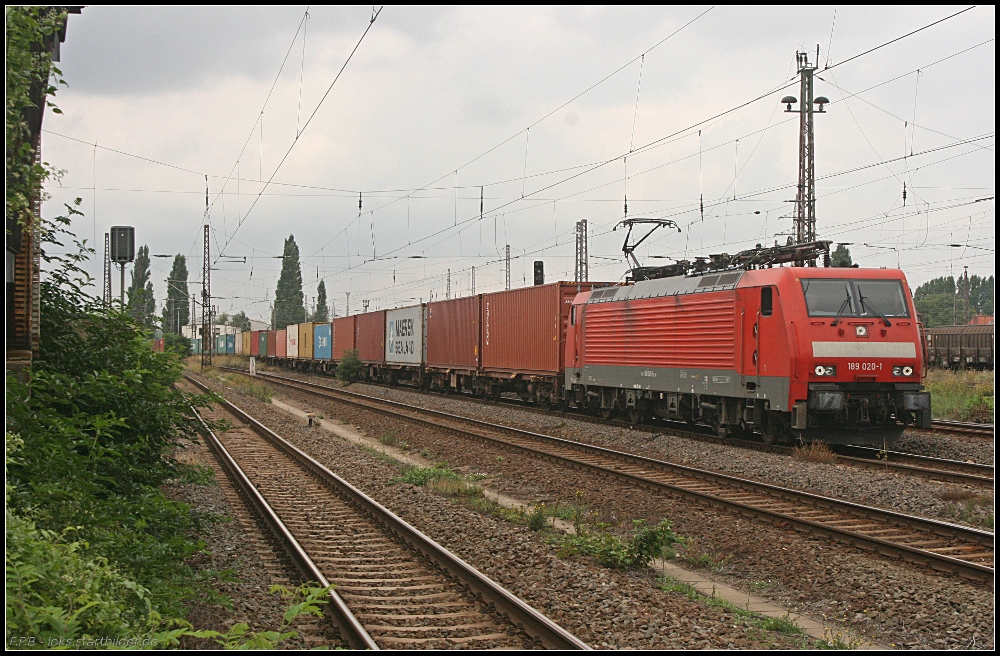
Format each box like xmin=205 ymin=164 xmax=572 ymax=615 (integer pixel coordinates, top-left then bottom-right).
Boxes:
xmin=860 ymin=296 xmax=892 ymax=327
xmin=830 ymin=296 xmax=852 ymax=326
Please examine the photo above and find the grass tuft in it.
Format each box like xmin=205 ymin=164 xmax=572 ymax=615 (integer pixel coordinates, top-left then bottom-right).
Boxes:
xmin=791 ymin=441 xmax=837 ymax=463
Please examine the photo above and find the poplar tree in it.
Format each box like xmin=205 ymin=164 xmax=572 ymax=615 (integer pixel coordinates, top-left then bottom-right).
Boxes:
xmin=161 ymin=254 xmax=188 ymax=333
xmin=126 ymin=245 xmax=156 ymax=326
xmin=274 ymin=235 xmax=304 ymax=330
xmin=312 ymin=280 xmax=329 ymax=322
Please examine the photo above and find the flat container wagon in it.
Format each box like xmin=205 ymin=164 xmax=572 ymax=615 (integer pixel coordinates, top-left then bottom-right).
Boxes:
xmin=298 ymin=323 xmax=315 ymax=360
xmin=355 ymin=311 xmax=386 ymax=365
xmin=276 ymin=330 xmax=287 ymax=358
xmin=314 ymin=323 xmax=333 ymax=360
xmin=332 ymin=316 xmax=357 ymax=361
xmin=286 ymin=324 xmax=299 ymax=359
xmin=266 ymin=331 xmax=276 ymax=358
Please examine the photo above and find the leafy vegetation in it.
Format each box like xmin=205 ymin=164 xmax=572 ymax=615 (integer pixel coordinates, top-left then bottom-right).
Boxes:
xmin=192 ymin=584 xmax=332 ymax=649
xmin=161 ymin=254 xmax=189 ymax=334
xmin=336 ymin=348 xmax=363 ymax=383
xmin=558 ymin=519 xmax=683 ymax=570
xmin=830 ymin=244 xmax=853 ymax=267
xmin=924 ymin=369 xmax=994 ymax=422
xmin=312 ymin=280 xmax=329 ymax=322
xmin=163 ymin=331 xmax=192 ymax=357
xmin=274 ymin=235 xmax=305 ymax=330
xmin=126 ymin=245 xmax=157 ymax=326
xmin=913 ymin=274 xmax=993 ymax=327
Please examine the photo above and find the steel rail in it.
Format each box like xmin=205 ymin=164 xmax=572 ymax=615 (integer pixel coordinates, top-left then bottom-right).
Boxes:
xmin=187 ymin=394 xmax=378 ymax=649
xmin=831 ymin=444 xmax=994 ymax=483
xmin=237 ymin=364 xmax=991 ymax=486
xmin=929 ymin=419 xmax=994 ymax=438
xmin=185 ymin=374 xmax=591 ymax=650
xmin=242 ymin=369 xmax=994 ymax=583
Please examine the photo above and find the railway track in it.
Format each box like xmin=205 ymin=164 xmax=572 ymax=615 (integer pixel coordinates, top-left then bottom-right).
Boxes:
xmin=236 ymin=368 xmax=994 ymax=583
xmin=183 ymin=374 xmax=590 ymax=650
xmin=928 ymin=419 xmax=994 ymax=438
xmin=243 ymin=365 xmax=994 ymax=488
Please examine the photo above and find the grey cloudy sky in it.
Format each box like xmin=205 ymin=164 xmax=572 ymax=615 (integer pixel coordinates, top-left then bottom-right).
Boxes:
xmin=42 ymin=5 xmax=995 ymax=323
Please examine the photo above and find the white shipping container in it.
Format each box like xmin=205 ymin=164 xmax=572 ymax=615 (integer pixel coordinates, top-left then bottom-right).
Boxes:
xmin=286 ymin=324 xmax=299 ymax=358
xmin=385 ymin=305 xmax=426 ymax=365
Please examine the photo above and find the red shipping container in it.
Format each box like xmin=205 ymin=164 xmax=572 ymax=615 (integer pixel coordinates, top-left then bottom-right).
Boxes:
xmin=250 ymin=330 xmax=260 ymax=356
xmin=276 ymin=330 xmax=287 ymax=357
xmin=332 ymin=316 xmax=356 ymax=360
xmin=267 ymin=330 xmax=277 ymax=357
xmin=482 ymin=282 xmax=605 ymax=375
xmin=427 ymin=296 xmax=479 ymax=370
xmin=354 ymin=311 xmax=386 ymax=364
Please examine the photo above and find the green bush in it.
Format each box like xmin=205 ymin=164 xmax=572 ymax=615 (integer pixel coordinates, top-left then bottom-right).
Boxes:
xmin=163 ymin=331 xmax=192 ymax=357
xmin=5 ymin=204 xmax=222 ymax=642
xmin=559 ymin=519 xmax=684 ymax=569
xmin=336 ymin=349 xmax=363 ymax=384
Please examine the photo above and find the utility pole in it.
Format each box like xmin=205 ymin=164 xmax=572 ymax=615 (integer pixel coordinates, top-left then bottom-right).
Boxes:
xmin=201 ymin=223 xmax=211 ymax=368
xmin=782 ymin=47 xmax=829 ymax=257
xmin=363 ymin=299 xmax=370 ymax=312
xmin=574 ymin=219 xmax=589 ymax=283
xmin=471 ymin=266 xmax=476 ymax=295
xmin=102 ymin=232 xmax=111 ymax=305
xmin=505 ymin=245 xmax=511 ymax=290
xmin=446 ymin=269 xmax=451 ymax=300
xmin=345 ymin=291 xmax=350 ymax=316
xmin=963 ymin=266 xmax=970 ymax=324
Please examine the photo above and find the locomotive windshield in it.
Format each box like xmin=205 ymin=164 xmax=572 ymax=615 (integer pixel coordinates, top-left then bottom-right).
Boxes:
xmin=801 ymin=279 xmax=910 ymax=318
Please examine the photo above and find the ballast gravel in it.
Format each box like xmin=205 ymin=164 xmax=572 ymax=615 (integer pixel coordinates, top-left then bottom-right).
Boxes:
xmin=198 ymin=370 xmax=993 ymax=649
xmin=192 ymin=372 xmax=810 ymax=649
xmin=326 ymin=377 xmax=995 ymax=530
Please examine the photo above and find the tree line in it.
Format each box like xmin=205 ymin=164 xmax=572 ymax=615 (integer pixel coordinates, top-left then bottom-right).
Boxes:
xmin=125 ymin=234 xmax=328 ymax=334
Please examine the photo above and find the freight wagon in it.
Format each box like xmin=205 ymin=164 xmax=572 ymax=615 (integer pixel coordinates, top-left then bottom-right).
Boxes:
xmin=925 ymin=324 xmax=994 ymax=369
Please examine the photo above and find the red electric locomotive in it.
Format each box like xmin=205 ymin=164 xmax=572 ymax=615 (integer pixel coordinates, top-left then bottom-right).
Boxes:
xmin=565 ymin=263 xmax=930 ymax=445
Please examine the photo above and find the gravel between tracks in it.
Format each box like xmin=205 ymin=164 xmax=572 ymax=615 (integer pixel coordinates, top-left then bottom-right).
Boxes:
xmin=200 ymin=369 xmax=993 ymax=649
xmin=330 ymin=377 xmax=995 ymax=530
xmin=894 ymin=432 xmax=994 ymax=466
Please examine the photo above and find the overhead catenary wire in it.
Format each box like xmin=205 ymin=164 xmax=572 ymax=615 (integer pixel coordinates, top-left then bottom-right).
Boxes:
xmin=215 ymin=6 xmax=383 ymax=263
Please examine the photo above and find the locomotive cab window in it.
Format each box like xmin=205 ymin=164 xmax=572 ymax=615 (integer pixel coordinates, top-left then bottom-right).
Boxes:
xmin=801 ymin=279 xmax=910 ymax=318
xmin=761 ymin=287 xmax=773 ymax=317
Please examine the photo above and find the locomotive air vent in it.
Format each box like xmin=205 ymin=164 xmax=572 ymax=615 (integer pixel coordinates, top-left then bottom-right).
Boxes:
xmin=716 ymin=273 xmax=741 ymax=286
xmin=697 ymin=275 xmax=720 ymax=287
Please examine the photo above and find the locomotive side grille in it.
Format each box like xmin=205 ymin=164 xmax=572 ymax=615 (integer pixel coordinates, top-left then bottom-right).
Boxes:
xmin=585 ymin=294 xmax=736 ymax=368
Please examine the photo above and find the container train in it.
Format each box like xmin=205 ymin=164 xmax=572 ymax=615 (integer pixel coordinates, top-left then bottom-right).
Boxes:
xmin=924 ymin=324 xmax=994 ymax=369
xmin=246 ymin=263 xmax=931 ymax=446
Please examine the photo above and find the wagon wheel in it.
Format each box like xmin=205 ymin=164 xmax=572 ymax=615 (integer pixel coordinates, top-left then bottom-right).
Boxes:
xmin=600 ymin=405 xmax=616 ymax=421
xmin=627 ymin=405 xmax=643 ymax=426
xmin=539 ymin=395 xmax=553 ymax=411
xmin=490 ymin=386 xmax=501 ymax=402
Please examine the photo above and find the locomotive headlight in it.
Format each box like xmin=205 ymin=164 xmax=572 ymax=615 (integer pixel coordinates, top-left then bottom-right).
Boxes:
xmin=892 ymin=366 xmax=902 ymax=376
xmin=902 ymin=366 xmax=913 ymax=376
xmin=893 ymin=365 xmax=914 ymax=376
xmin=814 ymin=365 xmax=836 ymax=376
xmin=814 ymin=365 xmax=825 ymax=376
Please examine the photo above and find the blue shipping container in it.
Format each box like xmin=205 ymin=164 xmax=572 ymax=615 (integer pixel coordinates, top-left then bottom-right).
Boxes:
xmin=226 ymin=334 xmax=235 ymax=354
xmin=314 ymin=323 xmax=332 ymax=360
xmin=216 ymin=334 xmax=225 ymax=354
xmin=191 ymin=338 xmax=201 ymax=355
